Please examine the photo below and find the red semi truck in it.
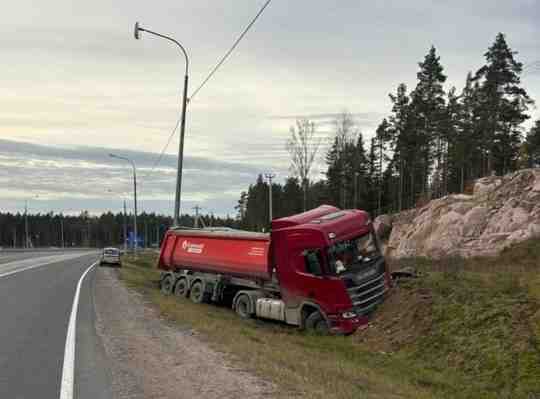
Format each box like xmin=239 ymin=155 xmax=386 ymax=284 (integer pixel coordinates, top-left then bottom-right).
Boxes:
xmin=157 ymin=205 xmax=391 ymax=334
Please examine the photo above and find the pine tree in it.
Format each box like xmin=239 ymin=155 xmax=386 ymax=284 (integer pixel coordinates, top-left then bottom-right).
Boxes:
xmin=387 ymin=83 xmax=412 ymax=211
xmin=325 ymin=112 xmax=361 ymax=208
xmin=526 ymin=120 xmax=540 ymax=167
xmin=368 ymin=119 xmax=390 ymax=215
xmin=325 ymin=135 xmax=342 ymax=207
xmin=282 ymin=177 xmax=304 ymax=215
xmin=410 ymin=45 xmax=447 ymax=199
xmin=349 ymin=132 xmax=368 ymax=209
xmin=235 ymin=191 xmax=248 ymax=224
xmin=445 ymin=86 xmax=466 ymax=194
xmin=473 ymin=32 xmax=534 ymax=175
xmin=244 ymin=175 xmax=269 ymax=231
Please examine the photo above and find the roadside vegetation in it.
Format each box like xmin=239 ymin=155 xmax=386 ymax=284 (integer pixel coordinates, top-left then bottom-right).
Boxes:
xmin=119 ymin=239 xmax=540 ymax=399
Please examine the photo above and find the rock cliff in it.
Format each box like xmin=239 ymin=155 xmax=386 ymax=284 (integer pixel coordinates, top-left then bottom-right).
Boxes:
xmin=374 ymin=169 xmax=540 ymax=259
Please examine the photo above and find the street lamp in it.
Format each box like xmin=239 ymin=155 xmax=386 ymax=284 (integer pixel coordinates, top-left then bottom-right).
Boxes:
xmin=134 ymin=21 xmax=189 ymax=227
xmin=264 ymin=173 xmax=275 ymax=222
xmin=109 ymin=153 xmax=138 ymax=251
xmin=24 ymin=195 xmax=39 ymax=248
xmin=107 ymin=189 xmax=128 ymax=252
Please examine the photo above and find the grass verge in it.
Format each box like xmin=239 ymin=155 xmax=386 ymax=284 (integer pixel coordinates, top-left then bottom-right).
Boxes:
xmin=119 ymin=239 xmax=540 ymax=399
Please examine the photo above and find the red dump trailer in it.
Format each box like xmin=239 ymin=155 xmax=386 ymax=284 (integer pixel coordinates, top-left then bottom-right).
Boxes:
xmin=158 ymin=205 xmax=391 ymax=335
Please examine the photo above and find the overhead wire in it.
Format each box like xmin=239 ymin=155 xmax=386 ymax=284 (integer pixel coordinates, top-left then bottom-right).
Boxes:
xmin=149 ymin=115 xmax=181 ymax=172
xmin=189 ymin=0 xmax=272 ymax=102
xmin=142 ymin=0 xmax=273 ymax=177
xmin=523 ymin=60 xmax=540 ymax=77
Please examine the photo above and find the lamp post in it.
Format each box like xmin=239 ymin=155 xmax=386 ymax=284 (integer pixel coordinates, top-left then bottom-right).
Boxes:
xmin=24 ymin=195 xmax=39 ymax=249
xmin=134 ymin=22 xmax=189 ymax=227
xmin=107 ymin=189 xmax=129 ymax=252
xmin=110 ymin=153 xmax=138 ymax=251
xmin=264 ymin=173 xmax=275 ymax=222
xmin=123 ymin=199 xmax=128 ymax=252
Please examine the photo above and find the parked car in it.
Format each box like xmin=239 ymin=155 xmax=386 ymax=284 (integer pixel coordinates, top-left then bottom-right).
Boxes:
xmin=100 ymin=247 xmax=122 ymax=267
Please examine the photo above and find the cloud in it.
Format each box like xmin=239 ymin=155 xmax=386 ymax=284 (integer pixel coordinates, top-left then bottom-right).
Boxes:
xmin=268 ymin=112 xmax=384 ymax=122
xmin=0 ymin=139 xmax=278 ymax=215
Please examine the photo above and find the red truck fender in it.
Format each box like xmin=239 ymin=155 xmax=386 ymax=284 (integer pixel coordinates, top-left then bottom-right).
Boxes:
xmin=299 ymin=302 xmax=329 ymax=329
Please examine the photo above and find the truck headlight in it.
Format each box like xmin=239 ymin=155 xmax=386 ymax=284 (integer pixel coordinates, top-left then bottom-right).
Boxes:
xmin=341 ymin=311 xmax=357 ymax=319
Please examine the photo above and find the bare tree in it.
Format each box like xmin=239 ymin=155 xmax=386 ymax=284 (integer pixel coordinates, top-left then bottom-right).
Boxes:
xmin=286 ymin=119 xmax=321 ymax=211
xmin=334 ymin=111 xmax=357 ymax=149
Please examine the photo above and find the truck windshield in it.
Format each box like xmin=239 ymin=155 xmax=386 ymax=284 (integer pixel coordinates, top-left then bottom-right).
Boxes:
xmin=327 ymin=232 xmax=378 ymax=275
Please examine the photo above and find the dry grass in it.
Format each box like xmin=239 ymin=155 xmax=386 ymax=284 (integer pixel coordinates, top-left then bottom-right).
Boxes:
xmin=119 ymin=240 xmax=540 ymax=399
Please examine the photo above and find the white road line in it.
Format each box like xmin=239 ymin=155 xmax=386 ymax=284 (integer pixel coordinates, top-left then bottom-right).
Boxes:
xmin=59 ymin=261 xmax=98 ymax=399
xmin=0 ymin=252 xmax=96 ymax=279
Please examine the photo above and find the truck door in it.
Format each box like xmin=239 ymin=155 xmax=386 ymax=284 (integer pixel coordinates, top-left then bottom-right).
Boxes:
xmin=274 ymin=230 xmax=350 ymax=318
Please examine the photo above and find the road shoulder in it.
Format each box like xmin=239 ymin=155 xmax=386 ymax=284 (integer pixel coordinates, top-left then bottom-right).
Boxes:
xmin=94 ymin=266 xmax=275 ymax=399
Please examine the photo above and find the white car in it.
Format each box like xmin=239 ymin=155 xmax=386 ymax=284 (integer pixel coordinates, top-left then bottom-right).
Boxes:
xmin=99 ymin=247 xmax=122 ymax=267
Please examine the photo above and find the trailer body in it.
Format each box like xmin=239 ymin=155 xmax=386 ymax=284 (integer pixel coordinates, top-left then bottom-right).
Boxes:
xmin=159 ymin=229 xmax=270 ymax=280
xmin=158 ymin=205 xmax=391 ymax=334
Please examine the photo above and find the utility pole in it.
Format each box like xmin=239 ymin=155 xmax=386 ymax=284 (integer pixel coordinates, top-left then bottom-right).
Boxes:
xmin=123 ymin=200 xmax=128 ymax=252
xmin=265 ymin=173 xmax=275 ymax=222
xmin=193 ymin=205 xmax=202 ymax=228
xmin=23 ymin=195 xmax=39 ymax=248
xmin=134 ymin=22 xmax=189 ymax=227
xmin=109 ymin=153 xmax=138 ymax=251
xmin=12 ymin=228 xmax=16 ymax=248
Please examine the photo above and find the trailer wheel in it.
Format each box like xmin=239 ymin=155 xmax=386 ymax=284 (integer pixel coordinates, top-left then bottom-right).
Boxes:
xmin=305 ymin=311 xmax=329 ymax=335
xmin=189 ymin=281 xmax=209 ymax=304
xmin=161 ymin=274 xmax=174 ymax=295
xmin=234 ymin=294 xmax=252 ymax=319
xmin=174 ymin=277 xmax=189 ymax=298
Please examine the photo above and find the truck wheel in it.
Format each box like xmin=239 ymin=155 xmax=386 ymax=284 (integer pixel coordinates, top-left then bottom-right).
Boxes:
xmin=189 ymin=281 xmax=208 ymax=304
xmin=174 ymin=277 xmax=189 ymax=298
xmin=161 ymin=274 xmax=174 ymax=295
xmin=305 ymin=311 xmax=329 ymax=335
xmin=234 ymin=294 xmax=252 ymax=319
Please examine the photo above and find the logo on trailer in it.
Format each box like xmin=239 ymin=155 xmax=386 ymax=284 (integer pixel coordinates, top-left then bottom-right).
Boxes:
xmin=248 ymin=247 xmax=265 ymax=256
xmin=182 ymin=240 xmax=205 ymax=254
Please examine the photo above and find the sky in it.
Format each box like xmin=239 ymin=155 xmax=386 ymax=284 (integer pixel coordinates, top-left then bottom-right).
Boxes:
xmin=1 ymin=0 xmax=539 ymax=217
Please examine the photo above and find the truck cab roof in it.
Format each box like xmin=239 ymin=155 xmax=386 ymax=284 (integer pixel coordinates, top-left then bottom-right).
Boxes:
xmin=169 ymin=226 xmax=269 ymax=241
xmin=272 ymin=205 xmax=371 ymax=244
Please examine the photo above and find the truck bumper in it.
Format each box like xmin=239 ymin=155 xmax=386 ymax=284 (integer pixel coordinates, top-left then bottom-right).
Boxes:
xmin=328 ymin=315 xmax=369 ymax=335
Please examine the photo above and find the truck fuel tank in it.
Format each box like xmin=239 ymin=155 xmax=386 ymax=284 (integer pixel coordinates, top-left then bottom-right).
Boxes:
xmin=255 ymin=298 xmax=285 ymax=322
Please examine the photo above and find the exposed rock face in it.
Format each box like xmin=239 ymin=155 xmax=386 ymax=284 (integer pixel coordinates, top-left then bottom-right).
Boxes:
xmin=375 ymin=169 xmax=540 ymax=259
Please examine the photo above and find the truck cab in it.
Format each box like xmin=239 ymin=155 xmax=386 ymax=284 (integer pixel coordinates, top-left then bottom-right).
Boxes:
xmin=271 ymin=206 xmax=391 ymax=334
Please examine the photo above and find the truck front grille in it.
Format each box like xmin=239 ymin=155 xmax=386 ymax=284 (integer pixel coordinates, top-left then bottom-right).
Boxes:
xmin=346 ymin=260 xmax=386 ymax=316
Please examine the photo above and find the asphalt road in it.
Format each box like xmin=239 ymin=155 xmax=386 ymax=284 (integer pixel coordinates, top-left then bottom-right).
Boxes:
xmin=0 ymin=250 xmax=113 ymax=399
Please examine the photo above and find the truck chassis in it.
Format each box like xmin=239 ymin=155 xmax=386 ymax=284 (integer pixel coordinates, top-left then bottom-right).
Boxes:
xmin=159 ymin=269 xmax=331 ymax=332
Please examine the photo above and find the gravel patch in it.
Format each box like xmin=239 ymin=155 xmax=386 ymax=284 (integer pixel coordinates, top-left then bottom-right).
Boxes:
xmin=94 ymin=267 xmax=275 ymax=399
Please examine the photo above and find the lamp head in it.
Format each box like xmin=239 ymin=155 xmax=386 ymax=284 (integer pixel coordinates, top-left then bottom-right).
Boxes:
xmin=134 ymin=22 xmax=141 ymax=40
